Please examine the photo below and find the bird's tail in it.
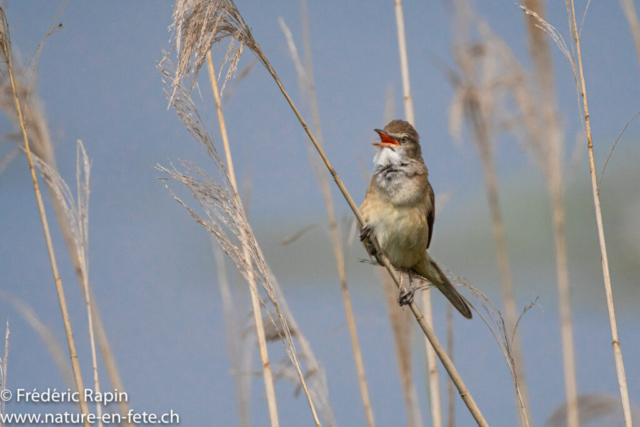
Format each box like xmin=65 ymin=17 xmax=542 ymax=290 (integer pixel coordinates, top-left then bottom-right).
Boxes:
xmin=413 ymin=256 xmax=472 ymax=319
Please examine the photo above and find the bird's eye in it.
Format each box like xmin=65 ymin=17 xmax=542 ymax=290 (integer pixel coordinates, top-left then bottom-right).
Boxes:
xmin=401 ymin=137 xmax=408 ymax=143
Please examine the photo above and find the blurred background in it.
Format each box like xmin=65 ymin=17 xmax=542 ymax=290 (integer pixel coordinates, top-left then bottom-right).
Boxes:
xmin=0 ymin=0 xmax=639 ymax=426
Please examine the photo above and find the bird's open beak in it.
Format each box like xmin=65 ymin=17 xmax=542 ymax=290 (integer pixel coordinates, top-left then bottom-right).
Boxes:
xmin=373 ymin=129 xmax=399 ymax=148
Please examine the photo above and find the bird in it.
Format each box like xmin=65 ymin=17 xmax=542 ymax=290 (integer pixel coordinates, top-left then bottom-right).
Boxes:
xmin=359 ymin=119 xmax=472 ymax=319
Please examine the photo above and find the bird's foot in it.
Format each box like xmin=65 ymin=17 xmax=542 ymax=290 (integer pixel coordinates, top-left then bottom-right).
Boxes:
xmin=398 ymin=287 xmax=416 ymax=306
xmin=359 ymin=225 xmax=373 ymax=242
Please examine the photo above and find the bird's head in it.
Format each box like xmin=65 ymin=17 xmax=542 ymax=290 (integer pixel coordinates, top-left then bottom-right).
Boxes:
xmin=373 ymin=119 xmax=423 ymax=162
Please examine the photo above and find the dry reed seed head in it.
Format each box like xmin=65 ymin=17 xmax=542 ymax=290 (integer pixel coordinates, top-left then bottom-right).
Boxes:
xmin=0 ymin=58 xmax=55 ymax=167
xmin=165 ymin=5 xmax=332 ymax=420
xmin=0 ymin=8 xmax=11 ymax=58
xmin=30 ymin=141 xmax=92 ymax=280
xmin=169 ymin=0 xmax=267 ymax=101
xmin=519 ymin=5 xmax=574 ymax=68
xmin=221 ymin=57 xmax=258 ymax=102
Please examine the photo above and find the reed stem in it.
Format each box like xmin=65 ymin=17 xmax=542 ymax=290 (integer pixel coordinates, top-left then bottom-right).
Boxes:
xmin=566 ymin=2 xmax=633 ymax=425
xmin=206 ymin=52 xmax=282 ymax=427
xmin=0 ymin=12 xmax=90 ymax=426
xmin=394 ymin=0 xmax=415 ymax=125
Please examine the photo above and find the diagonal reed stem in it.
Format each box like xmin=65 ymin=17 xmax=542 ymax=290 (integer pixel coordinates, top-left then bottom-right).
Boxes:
xmin=0 ymin=11 xmax=90 ymax=427
xmin=205 ymin=52 xmax=283 ymax=427
xmin=254 ymin=41 xmax=489 ymax=427
xmin=281 ymin=4 xmax=375 ymax=424
xmin=565 ymin=1 xmax=633 ymax=425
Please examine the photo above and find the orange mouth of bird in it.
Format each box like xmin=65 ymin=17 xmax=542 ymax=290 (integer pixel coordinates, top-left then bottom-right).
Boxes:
xmin=373 ymin=129 xmax=399 ymax=148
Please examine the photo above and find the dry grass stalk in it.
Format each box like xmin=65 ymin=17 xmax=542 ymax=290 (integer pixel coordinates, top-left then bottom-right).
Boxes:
xmin=205 ymin=52 xmax=280 ymax=427
xmin=620 ymin=0 xmax=640 ymax=69
xmin=447 ymin=2 xmax=533 ymax=422
xmin=158 ymin=59 xmax=320 ymax=425
xmin=166 ymin=2 xmax=487 ymax=424
xmin=204 ymin=52 xmax=281 ymax=427
xmin=393 ymin=3 xmax=441 ymax=425
xmin=0 ymin=21 xmax=132 ymax=426
xmin=279 ymin=10 xmax=375 ymax=425
xmin=563 ymin=2 xmax=633 ymax=424
xmin=521 ymin=2 xmax=577 ymax=425
xmin=0 ymin=9 xmax=90 ymax=425
xmin=205 ymin=58 xmax=335 ymax=425
xmin=32 ymin=140 xmax=103 ymax=427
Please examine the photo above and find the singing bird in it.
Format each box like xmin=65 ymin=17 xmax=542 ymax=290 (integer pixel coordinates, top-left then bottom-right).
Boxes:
xmin=360 ymin=120 xmax=472 ymax=319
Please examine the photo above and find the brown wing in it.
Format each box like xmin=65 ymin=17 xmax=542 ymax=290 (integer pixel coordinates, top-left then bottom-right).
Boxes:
xmin=426 ymin=182 xmax=435 ymax=249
